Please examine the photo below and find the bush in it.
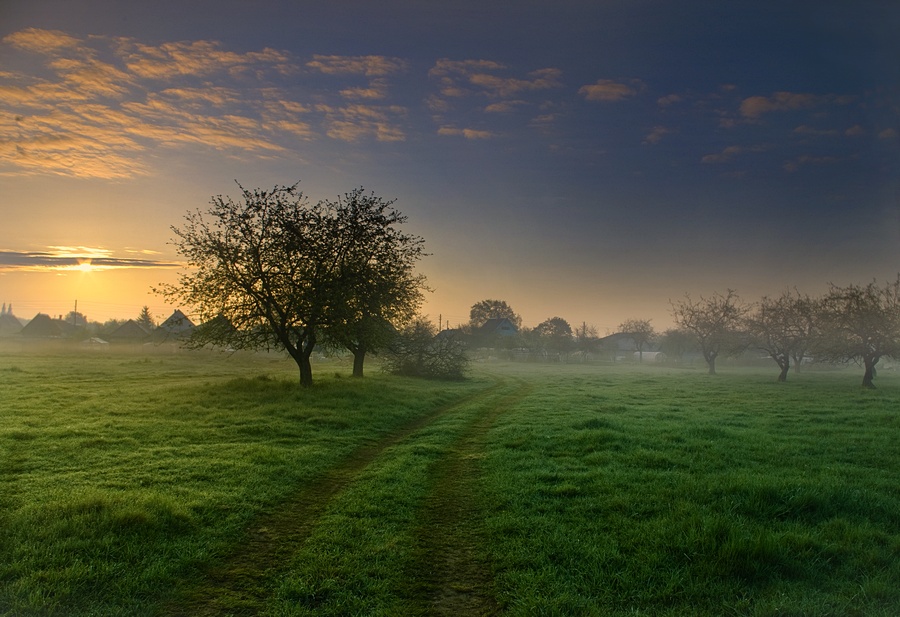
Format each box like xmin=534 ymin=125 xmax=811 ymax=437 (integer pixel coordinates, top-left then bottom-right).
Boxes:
xmin=382 ymin=318 xmax=468 ymax=380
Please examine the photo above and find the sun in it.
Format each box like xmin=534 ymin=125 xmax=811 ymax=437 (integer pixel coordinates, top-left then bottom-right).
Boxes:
xmin=75 ymin=259 xmax=94 ymax=273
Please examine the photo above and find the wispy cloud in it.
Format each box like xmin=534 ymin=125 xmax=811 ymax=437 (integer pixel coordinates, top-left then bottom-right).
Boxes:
xmin=739 ymin=91 xmax=854 ymax=119
xmin=0 ymin=29 xmax=411 ymax=178
xmin=578 ymin=79 xmax=643 ymax=102
xmin=437 ymin=126 xmax=495 ymax=140
xmin=0 ymin=246 xmax=181 ymax=272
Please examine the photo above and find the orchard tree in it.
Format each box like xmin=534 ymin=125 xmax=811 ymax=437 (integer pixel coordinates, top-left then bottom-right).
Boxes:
xmin=658 ymin=328 xmax=696 ymax=363
xmin=670 ymin=289 xmax=750 ymax=375
xmin=747 ymin=290 xmax=818 ymax=382
xmin=319 ymin=188 xmax=428 ymax=378
xmin=469 ymin=299 xmax=522 ymax=330
xmin=814 ymin=277 xmax=900 ymax=389
xmin=618 ymin=318 xmax=656 ymax=362
xmin=158 ymin=182 xmax=426 ymax=387
xmin=382 ymin=316 xmax=469 ymax=380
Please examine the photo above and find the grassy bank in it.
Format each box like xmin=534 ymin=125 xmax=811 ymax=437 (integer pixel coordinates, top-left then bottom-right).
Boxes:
xmin=1 ymin=346 xmax=898 ymax=615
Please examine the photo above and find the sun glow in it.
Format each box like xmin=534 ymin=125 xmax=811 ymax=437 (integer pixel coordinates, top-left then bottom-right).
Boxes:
xmin=75 ymin=259 xmax=94 ymax=273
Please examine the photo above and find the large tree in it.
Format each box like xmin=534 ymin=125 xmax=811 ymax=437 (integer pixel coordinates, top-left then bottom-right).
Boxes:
xmin=158 ymin=182 xmax=426 ymax=387
xmin=319 ymin=188 xmax=428 ymax=377
xmin=814 ymin=277 xmax=900 ymax=389
xmin=670 ymin=289 xmax=750 ymax=375
xmin=747 ymin=290 xmax=818 ymax=382
xmin=618 ymin=318 xmax=656 ymax=362
xmin=469 ymin=299 xmax=522 ymax=330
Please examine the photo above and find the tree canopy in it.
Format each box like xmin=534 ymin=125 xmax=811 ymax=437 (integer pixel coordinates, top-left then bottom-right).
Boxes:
xmin=670 ymin=289 xmax=750 ymax=375
xmin=813 ymin=277 xmax=900 ymax=389
xmin=158 ymin=182 xmax=427 ymax=387
xmin=469 ymin=299 xmax=522 ymax=330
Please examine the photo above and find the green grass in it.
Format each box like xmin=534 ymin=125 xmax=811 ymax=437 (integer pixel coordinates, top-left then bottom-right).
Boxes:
xmin=1 ymin=345 xmax=898 ymax=616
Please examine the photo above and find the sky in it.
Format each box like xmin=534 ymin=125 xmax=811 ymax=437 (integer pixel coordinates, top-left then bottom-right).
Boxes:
xmin=1 ymin=0 xmax=898 ymax=333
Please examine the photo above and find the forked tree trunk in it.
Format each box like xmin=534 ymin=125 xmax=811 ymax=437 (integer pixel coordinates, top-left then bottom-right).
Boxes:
xmin=777 ymin=361 xmax=790 ymax=382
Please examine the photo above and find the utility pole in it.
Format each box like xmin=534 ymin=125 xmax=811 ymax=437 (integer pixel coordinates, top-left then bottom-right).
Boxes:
xmin=73 ymin=300 xmax=78 ymax=327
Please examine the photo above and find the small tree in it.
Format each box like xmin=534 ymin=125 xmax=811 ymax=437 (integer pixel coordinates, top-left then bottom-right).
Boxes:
xmin=670 ymin=289 xmax=750 ymax=375
xmin=658 ymin=328 xmax=696 ymax=364
xmin=618 ymin=318 xmax=656 ymax=362
xmin=136 ymin=306 xmax=155 ymax=331
xmin=814 ymin=277 xmax=900 ymax=389
xmin=747 ymin=290 xmax=818 ymax=382
xmin=382 ymin=317 xmax=468 ymax=380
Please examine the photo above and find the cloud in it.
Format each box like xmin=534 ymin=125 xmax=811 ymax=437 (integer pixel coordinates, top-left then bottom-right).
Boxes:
xmin=878 ymin=128 xmax=898 ymax=140
xmin=437 ymin=126 xmax=495 ymax=139
xmin=701 ymin=145 xmax=744 ymax=164
xmin=0 ymin=29 xmax=413 ymax=177
xmin=0 ymin=247 xmax=180 ymax=272
xmin=306 ymin=54 xmax=408 ymax=77
xmin=792 ymin=124 xmax=839 ymax=137
xmin=783 ymin=154 xmax=841 ymax=172
xmin=657 ymin=94 xmax=683 ymax=107
xmin=643 ymin=126 xmax=672 ymax=145
xmin=578 ymin=79 xmax=642 ymax=102
xmin=738 ymin=91 xmax=854 ymax=119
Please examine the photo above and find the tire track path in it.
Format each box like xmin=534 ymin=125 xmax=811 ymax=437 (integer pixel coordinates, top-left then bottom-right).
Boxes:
xmin=164 ymin=378 xmax=512 ymax=617
xmin=411 ymin=376 xmax=533 ymax=616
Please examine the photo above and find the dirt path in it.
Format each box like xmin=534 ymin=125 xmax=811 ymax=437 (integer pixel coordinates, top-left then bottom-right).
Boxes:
xmin=411 ymin=377 xmax=533 ymax=616
xmin=163 ymin=378 xmax=519 ymax=616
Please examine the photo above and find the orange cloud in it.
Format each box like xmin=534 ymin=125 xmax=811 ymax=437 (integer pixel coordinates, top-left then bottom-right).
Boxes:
xmin=740 ymin=92 xmax=825 ymax=118
xmin=579 ymin=79 xmax=642 ymax=102
xmin=437 ymin=126 xmax=494 ymax=139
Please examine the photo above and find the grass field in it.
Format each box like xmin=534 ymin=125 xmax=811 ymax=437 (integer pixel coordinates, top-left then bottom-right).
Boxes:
xmin=1 ymin=343 xmax=898 ymax=616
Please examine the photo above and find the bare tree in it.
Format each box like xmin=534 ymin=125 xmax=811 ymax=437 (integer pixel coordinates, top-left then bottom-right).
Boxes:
xmin=814 ymin=277 xmax=900 ymax=389
xmin=618 ymin=318 xmax=656 ymax=362
xmin=670 ymin=289 xmax=750 ymax=375
xmin=747 ymin=290 xmax=818 ymax=382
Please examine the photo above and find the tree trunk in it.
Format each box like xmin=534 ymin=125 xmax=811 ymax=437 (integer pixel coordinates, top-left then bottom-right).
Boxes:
xmin=862 ymin=358 xmax=877 ymax=389
xmin=352 ymin=343 xmax=366 ymax=378
xmin=777 ymin=362 xmax=790 ymax=382
xmin=705 ymin=350 xmax=717 ymax=375
xmin=292 ymin=336 xmax=316 ymax=388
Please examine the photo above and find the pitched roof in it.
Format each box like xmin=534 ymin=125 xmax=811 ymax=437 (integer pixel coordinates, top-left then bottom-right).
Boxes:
xmin=20 ymin=313 xmax=64 ymax=338
xmin=479 ymin=317 xmax=518 ymax=335
xmin=109 ymin=319 xmax=149 ymax=340
xmin=0 ymin=313 xmax=23 ymax=335
xmin=159 ymin=309 xmax=195 ymax=332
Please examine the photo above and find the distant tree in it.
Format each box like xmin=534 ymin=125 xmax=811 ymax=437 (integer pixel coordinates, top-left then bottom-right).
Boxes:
xmin=574 ymin=321 xmax=601 ymax=357
xmin=747 ymin=290 xmax=818 ymax=382
xmin=318 ymin=188 xmax=428 ymax=378
xmin=813 ymin=277 xmax=900 ymax=389
xmin=64 ymin=310 xmax=89 ymax=327
xmin=670 ymin=289 xmax=750 ymax=375
xmin=136 ymin=306 xmax=155 ymax=331
xmin=618 ymin=318 xmax=656 ymax=362
xmin=534 ymin=316 xmax=574 ymax=358
xmin=469 ymin=299 xmax=522 ymax=330
xmin=382 ymin=316 xmax=468 ymax=380
xmin=658 ymin=328 xmax=696 ymax=363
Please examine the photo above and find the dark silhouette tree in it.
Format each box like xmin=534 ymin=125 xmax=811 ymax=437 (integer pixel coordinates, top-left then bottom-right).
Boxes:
xmin=618 ymin=318 xmax=656 ymax=362
xmin=382 ymin=316 xmax=468 ymax=380
xmin=813 ymin=277 xmax=900 ymax=389
xmin=670 ymin=289 xmax=750 ymax=375
xmin=534 ymin=316 xmax=574 ymax=358
xmin=158 ymin=182 xmax=427 ymax=387
xmin=469 ymin=299 xmax=522 ymax=330
xmin=136 ymin=305 xmax=155 ymax=331
xmin=319 ymin=188 xmax=428 ymax=378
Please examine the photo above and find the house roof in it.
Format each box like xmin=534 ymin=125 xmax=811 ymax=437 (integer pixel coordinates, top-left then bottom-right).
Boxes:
xmin=159 ymin=309 xmax=195 ymax=333
xmin=20 ymin=313 xmax=64 ymax=338
xmin=109 ymin=319 xmax=149 ymax=340
xmin=0 ymin=313 xmax=23 ymax=335
xmin=479 ymin=317 xmax=518 ymax=335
